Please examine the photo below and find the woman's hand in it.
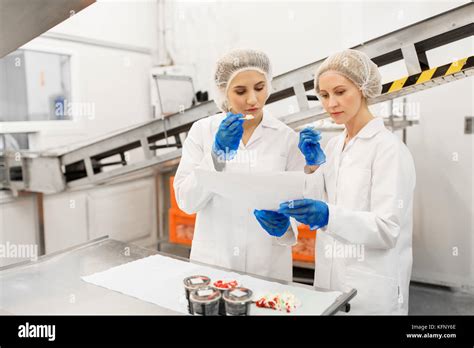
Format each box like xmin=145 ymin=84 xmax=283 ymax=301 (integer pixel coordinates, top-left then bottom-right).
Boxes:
xmin=298 ymin=127 xmax=326 ymax=166
xmin=278 ymin=199 xmax=329 ymax=230
xmin=212 ymin=112 xmax=245 ymax=160
xmin=253 ymin=209 xmax=290 ymax=237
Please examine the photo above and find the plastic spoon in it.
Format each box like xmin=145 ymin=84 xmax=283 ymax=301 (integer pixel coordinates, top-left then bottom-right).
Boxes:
xmin=228 ymin=106 xmax=255 ymax=121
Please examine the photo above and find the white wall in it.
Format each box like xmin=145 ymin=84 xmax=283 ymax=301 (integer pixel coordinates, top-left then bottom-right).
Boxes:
xmin=16 ymin=0 xmax=159 ymax=151
xmin=162 ymin=0 xmax=468 ymax=95
xmin=43 ymin=175 xmax=158 ymax=254
xmin=408 ymin=37 xmax=473 ymax=288
xmin=0 ymin=193 xmax=40 ymax=267
xmin=51 ymin=0 xmax=159 ymax=50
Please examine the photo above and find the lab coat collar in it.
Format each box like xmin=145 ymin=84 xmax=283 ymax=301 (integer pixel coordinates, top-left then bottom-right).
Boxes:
xmin=342 ymin=117 xmax=385 ymax=140
xmin=260 ymin=111 xmax=281 ymax=130
xmin=242 ymin=111 xmax=280 ymax=148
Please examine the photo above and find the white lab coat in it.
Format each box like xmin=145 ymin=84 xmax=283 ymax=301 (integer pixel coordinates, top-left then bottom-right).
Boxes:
xmin=174 ymin=111 xmax=306 ymax=281
xmin=305 ymin=117 xmax=416 ymax=314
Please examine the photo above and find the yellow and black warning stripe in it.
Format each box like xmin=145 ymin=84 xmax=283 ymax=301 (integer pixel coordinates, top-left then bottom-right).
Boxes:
xmin=381 ymin=56 xmax=474 ymax=94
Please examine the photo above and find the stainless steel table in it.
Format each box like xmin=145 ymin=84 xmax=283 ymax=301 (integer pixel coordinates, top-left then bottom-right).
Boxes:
xmin=0 ymin=236 xmax=356 ymax=315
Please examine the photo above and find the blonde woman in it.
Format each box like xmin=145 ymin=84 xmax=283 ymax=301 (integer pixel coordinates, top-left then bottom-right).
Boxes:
xmin=272 ymin=49 xmax=416 ymax=314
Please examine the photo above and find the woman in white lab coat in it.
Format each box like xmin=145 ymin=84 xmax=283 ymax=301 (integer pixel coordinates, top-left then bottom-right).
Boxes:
xmin=173 ymin=49 xmax=305 ymax=281
xmin=269 ymin=49 xmax=416 ymax=314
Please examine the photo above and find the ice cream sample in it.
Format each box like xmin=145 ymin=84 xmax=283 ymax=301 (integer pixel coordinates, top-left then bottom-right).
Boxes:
xmin=183 ymin=275 xmax=210 ymax=314
xmin=212 ymin=279 xmax=239 ymax=289
xmin=212 ymin=279 xmax=239 ymax=315
xmin=255 ymin=292 xmax=300 ymax=313
xmin=223 ymin=287 xmax=253 ymax=316
xmin=189 ymin=286 xmax=221 ymax=316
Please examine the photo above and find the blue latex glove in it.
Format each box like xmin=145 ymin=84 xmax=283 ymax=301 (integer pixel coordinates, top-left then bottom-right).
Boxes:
xmin=298 ymin=127 xmax=326 ymax=166
xmin=253 ymin=209 xmax=290 ymax=237
xmin=212 ymin=112 xmax=244 ymax=160
xmin=278 ymin=199 xmax=329 ymax=230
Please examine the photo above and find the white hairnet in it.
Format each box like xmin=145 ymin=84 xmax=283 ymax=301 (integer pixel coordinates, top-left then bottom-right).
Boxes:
xmin=314 ymin=49 xmax=382 ymax=100
xmin=213 ymin=49 xmax=273 ymax=112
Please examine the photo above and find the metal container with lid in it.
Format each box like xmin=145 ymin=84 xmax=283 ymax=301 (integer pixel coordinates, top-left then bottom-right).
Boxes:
xmin=183 ymin=275 xmax=211 ymax=314
xmin=189 ymin=286 xmax=221 ymax=316
xmin=223 ymin=287 xmax=253 ymax=316
xmin=211 ymin=279 xmax=239 ymax=315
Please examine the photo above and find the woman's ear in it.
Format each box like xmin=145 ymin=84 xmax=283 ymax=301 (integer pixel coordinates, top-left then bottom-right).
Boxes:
xmin=360 ymin=96 xmax=370 ymax=113
xmin=357 ymin=88 xmax=366 ymax=103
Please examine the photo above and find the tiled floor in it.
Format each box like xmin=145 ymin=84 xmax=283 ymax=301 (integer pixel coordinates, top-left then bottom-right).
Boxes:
xmin=409 ymin=281 xmax=474 ymax=315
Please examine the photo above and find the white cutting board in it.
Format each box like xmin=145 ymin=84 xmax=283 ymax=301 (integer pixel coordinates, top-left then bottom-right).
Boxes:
xmin=82 ymin=253 xmax=342 ymax=315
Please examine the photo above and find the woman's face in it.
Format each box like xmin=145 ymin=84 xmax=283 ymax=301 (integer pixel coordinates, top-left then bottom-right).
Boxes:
xmin=226 ymin=70 xmax=268 ymax=119
xmin=318 ymin=71 xmax=364 ymax=125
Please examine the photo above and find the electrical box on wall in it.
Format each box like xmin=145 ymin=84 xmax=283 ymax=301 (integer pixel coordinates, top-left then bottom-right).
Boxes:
xmin=465 ymin=116 xmax=473 ymax=134
xmin=0 ymin=49 xmax=72 ymax=122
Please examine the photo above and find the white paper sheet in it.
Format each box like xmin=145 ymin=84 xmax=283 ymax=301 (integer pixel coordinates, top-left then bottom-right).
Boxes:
xmin=194 ymin=169 xmax=307 ymax=210
xmin=82 ymin=254 xmax=343 ymax=315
